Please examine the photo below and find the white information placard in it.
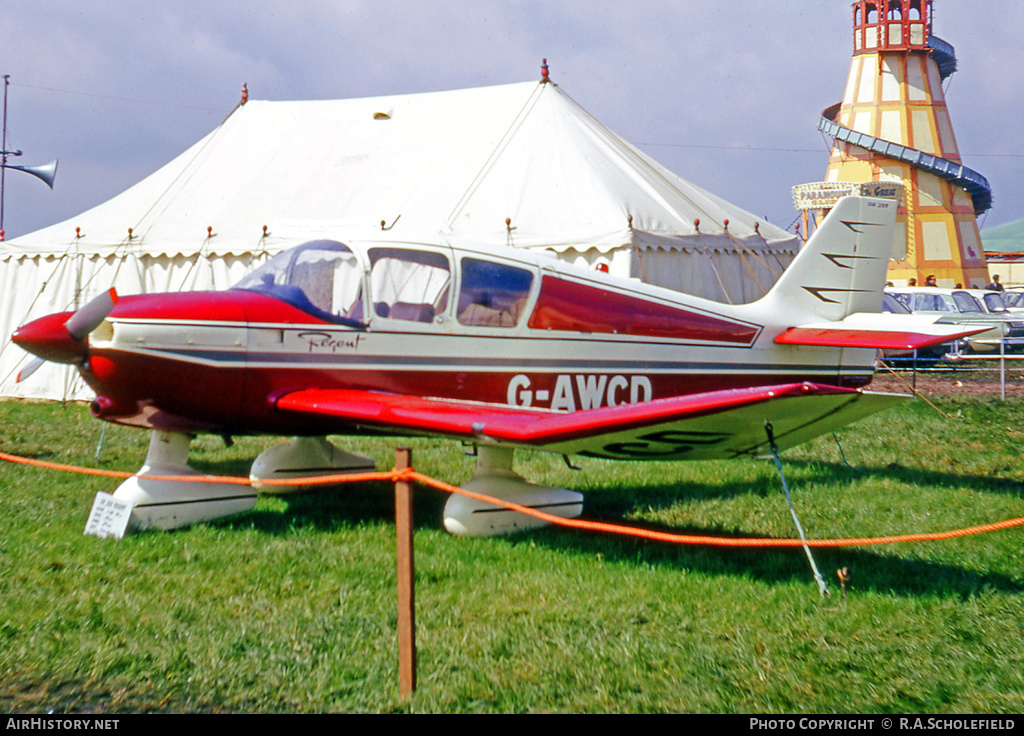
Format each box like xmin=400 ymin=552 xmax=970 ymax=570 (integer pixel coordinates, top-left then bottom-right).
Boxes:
xmin=84 ymin=492 xmax=132 ymax=539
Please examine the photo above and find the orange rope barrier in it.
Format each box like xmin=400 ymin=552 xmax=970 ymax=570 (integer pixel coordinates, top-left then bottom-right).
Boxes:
xmin=2 ymin=449 xmax=1021 ymax=549
xmin=0 ymin=450 xmax=135 ymax=480
xmin=0 ymin=450 xmax=397 ymax=487
xmin=404 ymin=470 xmax=1024 ymax=548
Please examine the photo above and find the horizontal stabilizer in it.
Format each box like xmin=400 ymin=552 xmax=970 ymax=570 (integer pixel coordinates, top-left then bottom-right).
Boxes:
xmin=775 ymin=314 xmax=986 ymax=351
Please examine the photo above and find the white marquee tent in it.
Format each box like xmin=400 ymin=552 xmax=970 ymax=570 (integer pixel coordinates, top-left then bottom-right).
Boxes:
xmin=0 ymin=79 xmax=798 ymax=400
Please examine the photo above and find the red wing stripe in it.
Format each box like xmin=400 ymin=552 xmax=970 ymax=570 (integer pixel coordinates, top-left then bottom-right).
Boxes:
xmin=275 ymin=382 xmax=857 ymax=446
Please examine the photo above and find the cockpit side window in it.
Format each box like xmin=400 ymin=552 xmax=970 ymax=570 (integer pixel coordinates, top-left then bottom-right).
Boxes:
xmin=232 ymin=240 xmax=365 ymax=325
xmin=457 ymin=258 xmax=534 ymax=328
xmin=368 ymin=247 xmax=451 ymax=323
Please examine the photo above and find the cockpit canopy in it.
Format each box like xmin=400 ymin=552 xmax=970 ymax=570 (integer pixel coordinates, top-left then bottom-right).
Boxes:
xmin=232 ymin=239 xmax=536 ymax=330
xmin=232 ymin=240 xmax=365 ymax=326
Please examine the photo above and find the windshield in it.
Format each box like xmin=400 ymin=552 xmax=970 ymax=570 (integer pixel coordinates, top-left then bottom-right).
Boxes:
xmin=882 ymin=293 xmax=911 ymax=314
xmin=1004 ymin=292 xmax=1024 ymax=309
xmin=982 ymin=292 xmax=1008 ymax=312
xmin=233 ymin=240 xmax=365 ymax=326
xmin=951 ymin=292 xmax=983 ymax=313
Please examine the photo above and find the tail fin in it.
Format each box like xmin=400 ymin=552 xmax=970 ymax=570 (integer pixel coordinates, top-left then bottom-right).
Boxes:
xmin=760 ymin=196 xmax=897 ymax=322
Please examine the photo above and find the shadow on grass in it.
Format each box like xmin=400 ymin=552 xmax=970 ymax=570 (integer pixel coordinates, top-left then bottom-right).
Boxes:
xmin=557 ymin=460 xmax=1024 ymax=598
xmin=187 ymin=455 xmax=1023 ymax=600
xmin=212 ymin=480 xmax=450 ymax=535
xmin=781 ymin=457 xmax=1024 ymax=500
xmin=523 ymin=523 xmax=1024 ymax=600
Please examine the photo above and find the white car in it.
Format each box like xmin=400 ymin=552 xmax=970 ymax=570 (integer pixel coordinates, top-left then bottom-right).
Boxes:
xmin=1001 ymin=289 xmax=1024 ymax=312
xmin=880 ymin=292 xmax=959 ymax=364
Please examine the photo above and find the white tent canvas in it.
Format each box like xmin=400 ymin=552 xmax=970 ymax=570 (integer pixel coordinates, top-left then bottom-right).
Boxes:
xmin=0 ymin=80 xmax=798 ymax=400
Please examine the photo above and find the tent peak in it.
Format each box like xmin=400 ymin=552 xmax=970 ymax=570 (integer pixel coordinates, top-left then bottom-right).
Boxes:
xmin=541 ymin=59 xmax=554 ymax=85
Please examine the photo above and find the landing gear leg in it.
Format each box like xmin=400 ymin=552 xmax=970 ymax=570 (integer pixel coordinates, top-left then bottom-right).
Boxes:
xmin=113 ymin=430 xmax=257 ymax=531
xmin=249 ymin=436 xmax=375 ymax=493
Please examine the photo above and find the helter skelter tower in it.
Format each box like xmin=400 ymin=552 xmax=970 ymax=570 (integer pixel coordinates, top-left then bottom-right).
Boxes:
xmin=794 ymin=0 xmax=992 ymax=287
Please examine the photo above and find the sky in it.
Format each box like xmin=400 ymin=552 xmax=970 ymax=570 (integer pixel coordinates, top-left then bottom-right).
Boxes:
xmin=1 ymin=0 xmax=1022 ymax=240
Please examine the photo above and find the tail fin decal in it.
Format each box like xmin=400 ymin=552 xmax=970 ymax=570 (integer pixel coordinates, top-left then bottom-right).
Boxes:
xmin=760 ymin=196 xmax=897 ymax=322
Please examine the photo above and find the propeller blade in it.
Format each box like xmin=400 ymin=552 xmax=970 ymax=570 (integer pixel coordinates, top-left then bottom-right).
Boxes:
xmin=64 ymin=288 xmax=118 ymax=341
xmin=16 ymin=356 xmax=45 ymax=383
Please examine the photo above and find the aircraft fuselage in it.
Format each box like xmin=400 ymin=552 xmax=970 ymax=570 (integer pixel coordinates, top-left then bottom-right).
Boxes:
xmin=58 ymin=237 xmax=874 ymax=437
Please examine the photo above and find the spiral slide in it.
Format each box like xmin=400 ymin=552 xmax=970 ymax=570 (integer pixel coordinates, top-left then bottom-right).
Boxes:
xmin=817 ymin=36 xmax=991 ymax=216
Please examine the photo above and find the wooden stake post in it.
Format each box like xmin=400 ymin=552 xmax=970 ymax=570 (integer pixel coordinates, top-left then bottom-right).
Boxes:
xmin=394 ymin=448 xmax=416 ymax=697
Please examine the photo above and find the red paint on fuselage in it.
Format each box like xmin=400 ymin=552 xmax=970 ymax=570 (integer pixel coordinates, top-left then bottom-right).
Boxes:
xmin=107 ymin=289 xmax=335 ymax=325
xmin=84 ymin=350 xmax=246 ymax=432
xmin=87 ymin=355 xmax=870 ymax=437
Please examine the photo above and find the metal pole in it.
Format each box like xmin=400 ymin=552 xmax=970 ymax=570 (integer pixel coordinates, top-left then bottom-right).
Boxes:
xmin=1 ymin=74 xmax=9 ymax=238
xmin=1000 ymin=333 xmax=1006 ymax=401
xmin=394 ymin=447 xmax=416 ymax=698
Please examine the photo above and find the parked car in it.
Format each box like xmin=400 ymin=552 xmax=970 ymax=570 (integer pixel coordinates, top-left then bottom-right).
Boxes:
xmin=885 ymin=287 xmax=1024 ymax=353
xmin=976 ymin=289 xmax=1015 ymax=315
xmin=882 ymin=292 xmax=909 ymax=315
xmin=879 ymin=292 xmax=954 ymax=364
xmin=1001 ymin=289 xmax=1024 ymax=311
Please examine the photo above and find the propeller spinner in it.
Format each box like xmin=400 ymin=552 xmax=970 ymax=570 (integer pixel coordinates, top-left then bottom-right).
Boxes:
xmin=12 ymin=288 xmax=118 ymax=382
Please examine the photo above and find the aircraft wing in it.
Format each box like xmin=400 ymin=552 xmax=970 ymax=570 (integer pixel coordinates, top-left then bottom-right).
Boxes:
xmin=774 ymin=313 xmax=986 ymax=350
xmin=275 ymin=382 xmax=907 ymax=461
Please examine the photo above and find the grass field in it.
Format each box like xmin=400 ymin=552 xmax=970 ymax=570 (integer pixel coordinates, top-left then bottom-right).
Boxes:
xmin=1 ymin=391 xmax=1023 ymax=713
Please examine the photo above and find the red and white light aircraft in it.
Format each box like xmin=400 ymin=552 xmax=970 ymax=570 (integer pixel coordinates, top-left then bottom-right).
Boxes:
xmin=12 ymin=196 xmax=974 ymax=535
